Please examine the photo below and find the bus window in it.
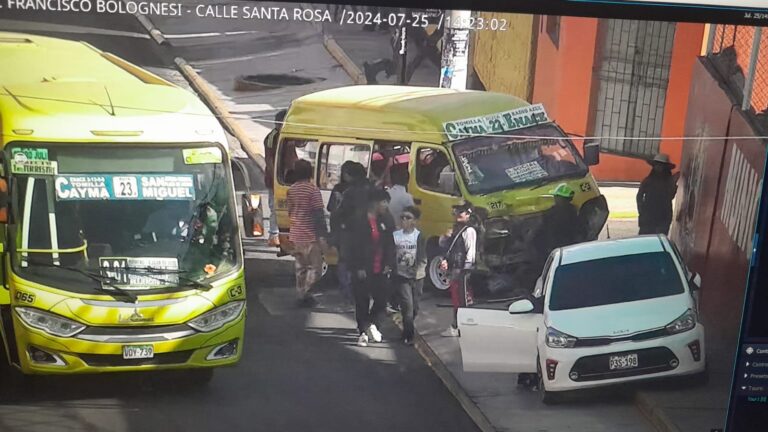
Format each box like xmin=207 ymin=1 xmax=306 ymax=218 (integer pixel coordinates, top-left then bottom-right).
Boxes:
xmin=278 ymin=139 xmax=319 ymax=185
xmin=416 ymin=147 xmax=453 ymax=193
xmin=371 ymin=141 xmax=410 ymax=188
xmin=318 ymin=143 xmax=370 ymax=190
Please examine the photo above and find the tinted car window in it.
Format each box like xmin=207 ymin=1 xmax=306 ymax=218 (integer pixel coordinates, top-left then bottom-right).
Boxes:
xmin=549 ymin=252 xmax=684 ymax=311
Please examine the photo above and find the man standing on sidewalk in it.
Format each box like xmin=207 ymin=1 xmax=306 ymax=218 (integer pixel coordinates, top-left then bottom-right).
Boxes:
xmin=637 ymin=153 xmax=678 ymax=236
xmin=393 ymin=206 xmax=427 ymax=345
xmin=287 ymin=159 xmax=327 ymax=307
xmin=264 ymin=109 xmax=287 ymax=247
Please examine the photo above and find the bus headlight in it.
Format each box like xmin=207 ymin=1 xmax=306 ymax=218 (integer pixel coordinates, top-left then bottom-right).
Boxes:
xmin=15 ymin=307 xmax=86 ymax=338
xmin=188 ymin=301 xmax=245 ymax=332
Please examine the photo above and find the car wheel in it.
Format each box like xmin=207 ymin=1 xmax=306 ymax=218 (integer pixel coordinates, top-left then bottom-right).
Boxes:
xmin=426 ymin=238 xmax=450 ymax=292
xmin=538 ymin=360 xmax=561 ymax=405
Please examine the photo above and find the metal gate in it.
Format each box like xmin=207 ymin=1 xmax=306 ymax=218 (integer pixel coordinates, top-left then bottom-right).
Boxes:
xmin=592 ymin=19 xmax=676 ymax=157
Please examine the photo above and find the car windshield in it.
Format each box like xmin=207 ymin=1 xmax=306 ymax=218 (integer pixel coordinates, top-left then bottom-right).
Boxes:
xmin=548 ymin=252 xmax=685 ymax=311
xmin=451 ymin=124 xmax=588 ymax=195
xmin=9 ymin=143 xmax=241 ymax=294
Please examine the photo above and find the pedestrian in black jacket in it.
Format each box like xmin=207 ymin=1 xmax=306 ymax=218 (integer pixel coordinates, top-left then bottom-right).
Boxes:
xmin=348 ymin=188 xmax=396 ymax=347
xmin=328 ymin=161 xmax=358 ymax=307
xmin=637 ymin=154 xmax=678 ymax=235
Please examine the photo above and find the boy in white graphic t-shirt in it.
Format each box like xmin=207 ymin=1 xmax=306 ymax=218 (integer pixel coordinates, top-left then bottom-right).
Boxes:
xmin=393 ymin=206 xmax=427 ymax=345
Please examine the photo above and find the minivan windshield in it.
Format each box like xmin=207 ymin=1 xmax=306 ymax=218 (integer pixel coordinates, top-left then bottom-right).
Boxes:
xmin=451 ymin=124 xmax=588 ymax=195
xmin=9 ymin=143 xmax=241 ymax=294
xmin=549 ymin=252 xmax=685 ymax=311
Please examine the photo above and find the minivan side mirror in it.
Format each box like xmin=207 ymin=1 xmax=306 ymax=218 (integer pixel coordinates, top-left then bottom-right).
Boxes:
xmin=689 ymin=272 xmax=702 ymax=290
xmin=508 ymin=299 xmax=535 ymax=314
xmin=439 ymin=170 xmax=459 ymax=196
xmin=583 ymin=142 xmax=600 ymax=166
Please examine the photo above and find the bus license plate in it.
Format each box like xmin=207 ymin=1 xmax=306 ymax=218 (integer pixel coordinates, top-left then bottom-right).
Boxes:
xmin=609 ymin=353 xmax=638 ymax=370
xmin=123 ymin=345 xmax=154 ymax=360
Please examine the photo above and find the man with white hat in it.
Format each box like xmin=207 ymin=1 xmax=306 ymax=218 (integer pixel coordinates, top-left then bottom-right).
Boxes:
xmin=637 ymin=153 xmax=678 ymax=235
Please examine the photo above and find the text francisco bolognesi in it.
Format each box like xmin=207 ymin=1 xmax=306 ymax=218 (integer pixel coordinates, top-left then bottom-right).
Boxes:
xmin=5 ymin=0 xmax=410 ymax=24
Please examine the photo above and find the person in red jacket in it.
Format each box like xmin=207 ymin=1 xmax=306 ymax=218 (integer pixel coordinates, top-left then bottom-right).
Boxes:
xmin=264 ymin=109 xmax=287 ymax=247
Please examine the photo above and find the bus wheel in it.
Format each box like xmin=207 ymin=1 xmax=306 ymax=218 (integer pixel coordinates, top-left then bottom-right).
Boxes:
xmin=426 ymin=239 xmax=450 ymax=293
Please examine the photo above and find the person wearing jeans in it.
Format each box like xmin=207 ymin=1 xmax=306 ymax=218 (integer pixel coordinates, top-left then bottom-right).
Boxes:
xmin=393 ymin=206 xmax=427 ymax=345
xmin=347 ymin=189 xmax=396 ymax=347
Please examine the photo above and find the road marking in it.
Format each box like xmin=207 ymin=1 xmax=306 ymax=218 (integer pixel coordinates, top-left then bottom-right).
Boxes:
xmin=0 ymin=20 xmax=150 ymax=39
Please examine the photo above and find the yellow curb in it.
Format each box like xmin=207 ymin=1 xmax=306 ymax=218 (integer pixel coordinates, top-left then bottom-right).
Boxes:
xmin=389 ymin=314 xmax=497 ymax=432
xmin=609 ymin=211 xmax=640 ymax=219
xmin=174 ymin=57 xmax=265 ymax=170
xmin=323 ymin=35 xmax=367 ymax=85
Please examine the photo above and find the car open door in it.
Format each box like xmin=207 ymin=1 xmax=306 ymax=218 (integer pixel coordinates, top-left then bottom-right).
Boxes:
xmin=458 ymin=299 xmax=542 ymax=373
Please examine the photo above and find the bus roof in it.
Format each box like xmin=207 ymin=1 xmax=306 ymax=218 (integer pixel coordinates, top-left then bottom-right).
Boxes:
xmin=281 ymin=85 xmax=535 ymax=144
xmin=0 ymin=32 xmax=226 ymax=146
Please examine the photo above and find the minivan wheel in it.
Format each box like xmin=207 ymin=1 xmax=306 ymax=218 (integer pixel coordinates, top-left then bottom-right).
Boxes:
xmin=426 ymin=239 xmax=450 ymax=292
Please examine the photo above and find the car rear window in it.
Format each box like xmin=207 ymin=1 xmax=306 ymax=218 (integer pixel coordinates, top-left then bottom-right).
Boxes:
xmin=549 ymin=252 xmax=685 ymax=311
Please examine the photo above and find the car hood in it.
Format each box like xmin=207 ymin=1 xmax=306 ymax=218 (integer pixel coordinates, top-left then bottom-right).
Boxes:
xmin=547 ymin=294 xmax=691 ymax=338
xmin=50 ymin=295 xmax=216 ymax=326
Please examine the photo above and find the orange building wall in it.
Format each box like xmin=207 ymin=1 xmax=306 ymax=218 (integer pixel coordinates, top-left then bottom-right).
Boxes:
xmin=532 ymin=18 xmax=705 ymax=182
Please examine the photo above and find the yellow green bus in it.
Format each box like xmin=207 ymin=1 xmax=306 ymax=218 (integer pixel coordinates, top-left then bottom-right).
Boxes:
xmin=0 ymin=33 xmax=248 ymax=381
xmin=273 ymin=85 xmax=609 ymax=290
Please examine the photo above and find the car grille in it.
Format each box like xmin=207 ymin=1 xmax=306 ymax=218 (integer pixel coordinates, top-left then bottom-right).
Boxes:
xmin=79 ymin=350 xmax=194 ymax=367
xmin=569 ymin=347 xmax=678 ymax=382
xmin=574 ymin=328 xmax=670 ymax=347
xmin=76 ymin=324 xmax=196 ymax=343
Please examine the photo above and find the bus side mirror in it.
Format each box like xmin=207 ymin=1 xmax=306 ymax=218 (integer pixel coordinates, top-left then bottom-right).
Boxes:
xmin=243 ymin=193 xmax=264 ymax=238
xmin=0 ymin=178 xmax=8 ymax=224
xmin=583 ymin=143 xmax=600 ymax=166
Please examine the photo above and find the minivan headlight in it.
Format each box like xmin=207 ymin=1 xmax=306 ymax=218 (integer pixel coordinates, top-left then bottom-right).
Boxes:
xmin=546 ymin=327 xmax=577 ymax=348
xmin=666 ymin=309 xmax=696 ymax=335
xmin=15 ymin=307 xmax=86 ymax=337
xmin=188 ymin=301 xmax=245 ymax=332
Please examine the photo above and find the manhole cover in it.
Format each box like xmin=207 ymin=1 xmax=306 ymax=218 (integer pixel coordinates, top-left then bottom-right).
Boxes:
xmin=234 ymin=74 xmax=323 ymax=91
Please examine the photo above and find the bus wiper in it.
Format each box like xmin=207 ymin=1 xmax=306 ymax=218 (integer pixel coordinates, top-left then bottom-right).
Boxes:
xmin=29 ymin=263 xmax=137 ymax=302
xmin=124 ymin=266 xmax=213 ymax=290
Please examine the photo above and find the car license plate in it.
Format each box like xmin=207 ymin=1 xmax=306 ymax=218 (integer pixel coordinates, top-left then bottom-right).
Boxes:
xmin=123 ymin=345 xmax=154 ymax=360
xmin=609 ymin=353 xmax=639 ymax=370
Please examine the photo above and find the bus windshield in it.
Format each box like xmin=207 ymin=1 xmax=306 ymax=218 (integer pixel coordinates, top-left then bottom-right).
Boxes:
xmin=451 ymin=124 xmax=588 ymax=195
xmin=9 ymin=143 xmax=241 ymax=294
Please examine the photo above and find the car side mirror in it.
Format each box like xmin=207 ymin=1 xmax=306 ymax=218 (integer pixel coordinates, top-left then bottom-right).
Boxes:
xmin=689 ymin=272 xmax=702 ymax=290
xmin=533 ymin=276 xmax=543 ymax=297
xmin=508 ymin=299 xmax=534 ymax=314
xmin=243 ymin=193 xmax=264 ymax=238
xmin=583 ymin=142 xmax=600 ymax=166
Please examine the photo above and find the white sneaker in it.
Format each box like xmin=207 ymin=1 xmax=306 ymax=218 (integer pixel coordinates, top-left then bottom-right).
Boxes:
xmin=367 ymin=324 xmax=383 ymax=343
xmin=357 ymin=333 xmax=369 ymax=347
xmin=440 ymin=327 xmax=460 ymax=337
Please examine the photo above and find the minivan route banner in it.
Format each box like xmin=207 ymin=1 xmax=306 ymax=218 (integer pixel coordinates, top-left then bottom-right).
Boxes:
xmin=55 ymin=174 xmax=196 ymax=201
xmin=443 ymin=104 xmax=549 ymax=141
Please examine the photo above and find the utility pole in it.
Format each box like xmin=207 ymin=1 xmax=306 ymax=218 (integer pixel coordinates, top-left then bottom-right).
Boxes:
xmin=398 ymin=25 xmax=407 ymax=85
xmin=439 ymin=10 xmax=471 ymax=90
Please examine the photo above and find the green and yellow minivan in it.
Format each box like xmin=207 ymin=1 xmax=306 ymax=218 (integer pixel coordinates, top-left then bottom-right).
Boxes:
xmin=274 ymin=85 xmax=609 ymax=290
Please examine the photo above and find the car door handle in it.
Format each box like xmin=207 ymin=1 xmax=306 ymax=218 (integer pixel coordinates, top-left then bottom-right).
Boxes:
xmin=461 ymin=319 xmax=478 ymax=326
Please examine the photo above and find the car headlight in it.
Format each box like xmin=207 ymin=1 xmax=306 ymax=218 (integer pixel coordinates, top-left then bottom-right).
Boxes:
xmin=188 ymin=301 xmax=245 ymax=332
xmin=545 ymin=327 xmax=577 ymax=348
xmin=666 ymin=309 xmax=697 ymax=335
xmin=15 ymin=307 xmax=86 ymax=338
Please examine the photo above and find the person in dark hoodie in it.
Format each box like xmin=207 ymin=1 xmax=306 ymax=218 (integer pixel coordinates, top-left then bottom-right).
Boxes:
xmin=347 ymin=188 xmax=396 ymax=347
xmin=328 ymin=161 xmax=359 ymax=307
xmin=637 ymin=153 xmax=678 ymax=235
